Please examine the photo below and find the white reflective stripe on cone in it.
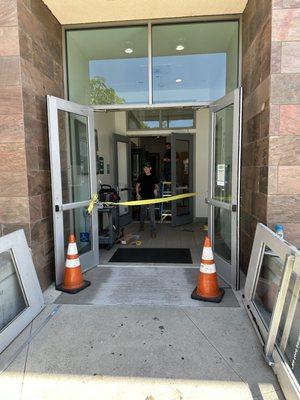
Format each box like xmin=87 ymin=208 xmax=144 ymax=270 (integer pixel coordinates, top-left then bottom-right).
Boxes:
xmin=200 ymin=263 xmax=216 ymax=274
xmin=67 ymin=242 xmax=78 ymax=255
xmin=202 ymin=247 xmax=214 ymax=261
xmin=66 ymin=258 xmax=81 ymax=268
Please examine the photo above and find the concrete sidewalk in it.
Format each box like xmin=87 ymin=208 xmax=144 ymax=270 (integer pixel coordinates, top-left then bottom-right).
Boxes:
xmin=0 ymin=267 xmax=285 ymax=400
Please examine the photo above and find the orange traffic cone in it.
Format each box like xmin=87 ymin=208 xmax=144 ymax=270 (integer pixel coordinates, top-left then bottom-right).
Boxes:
xmin=56 ymin=234 xmax=91 ymax=294
xmin=191 ymin=235 xmax=224 ymax=303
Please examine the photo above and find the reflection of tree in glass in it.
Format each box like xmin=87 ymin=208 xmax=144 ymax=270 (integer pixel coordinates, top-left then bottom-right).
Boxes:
xmin=90 ymin=76 xmax=124 ymax=105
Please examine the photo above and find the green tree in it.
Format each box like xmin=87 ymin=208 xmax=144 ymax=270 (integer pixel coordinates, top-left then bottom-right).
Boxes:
xmin=89 ymin=76 xmax=124 ymax=105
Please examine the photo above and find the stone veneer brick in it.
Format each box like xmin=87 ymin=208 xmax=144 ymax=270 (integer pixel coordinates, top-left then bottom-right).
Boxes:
xmin=267 ymin=0 xmax=300 ymax=248
xmin=241 ymin=0 xmax=272 ymax=273
xmin=0 ymin=0 xmax=63 ymax=291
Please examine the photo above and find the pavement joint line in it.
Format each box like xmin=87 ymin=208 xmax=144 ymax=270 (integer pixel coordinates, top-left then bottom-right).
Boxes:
xmin=182 ymin=308 xmax=246 ymax=383
xmin=0 ymin=305 xmax=62 ymax=376
xmin=19 ymin=320 xmax=33 ymax=399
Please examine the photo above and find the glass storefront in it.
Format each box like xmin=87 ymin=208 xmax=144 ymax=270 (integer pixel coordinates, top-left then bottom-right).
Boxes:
xmin=66 ymin=20 xmax=239 ymax=106
xmin=66 ymin=26 xmax=148 ymax=105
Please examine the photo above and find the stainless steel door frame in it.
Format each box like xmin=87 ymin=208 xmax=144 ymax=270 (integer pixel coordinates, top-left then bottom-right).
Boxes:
xmin=207 ymin=88 xmax=242 ymax=289
xmin=113 ymin=134 xmax=132 ymax=227
xmin=243 ymin=223 xmax=300 ymax=400
xmin=47 ymin=96 xmax=99 ymax=286
xmin=171 ymin=132 xmax=194 ymax=227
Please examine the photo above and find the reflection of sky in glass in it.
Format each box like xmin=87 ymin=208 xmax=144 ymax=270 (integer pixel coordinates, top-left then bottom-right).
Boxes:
xmin=89 ymin=52 xmax=226 ymax=104
xmin=153 ymin=53 xmax=226 ymax=103
xmin=89 ymin=58 xmax=148 ymax=104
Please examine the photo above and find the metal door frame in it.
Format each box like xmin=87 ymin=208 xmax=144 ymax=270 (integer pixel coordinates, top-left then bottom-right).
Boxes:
xmin=171 ymin=132 xmax=194 ymax=226
xmin=207 ymin=88 xmax=242 ymax=289
xmin=113 ymin=134 xmax=132 ymax=227
xmin=47 ymin=95 xmax=99 ymax=286
xmin=243 ymin=223 xmax=300 ymax=400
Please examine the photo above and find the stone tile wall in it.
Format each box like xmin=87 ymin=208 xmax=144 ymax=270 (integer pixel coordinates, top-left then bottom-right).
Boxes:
xmin=268 ymin=0 xmax=300 ymax=247
xmin=241 ymin=0 xmax=272 ymax=272
xmin=0 ymin=0 xmax=30 ymax=239
xmin=0 ymin=0 xmax=62 ymax=290
xmin=16 ymin=0 xmax=63 ymax=289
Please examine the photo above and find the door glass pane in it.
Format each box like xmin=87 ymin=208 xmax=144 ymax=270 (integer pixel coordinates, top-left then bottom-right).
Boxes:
xmin=214 ymin=207 xmax=231 ymax=262
xmin=0 ymin=250 xmax=27 ymax=332
xmin=117 ymin=141 xmax=129 ymax=216
xmin=175 ymin=139 xmax=190 ymax=216
xmin=152 ymin=21 xmax=239 ymax=103
xmin=58 ymin=110 xmax=91 ymax=204
xmin=253 ymin=249 xmax=283 ymax=328
xmin=63 ymin=207 xmax=92 ymax=256
xmin=213 ymin=104 xmax=233 ymax=203
xmin=275 ymin=272 xmax=300 ymax=382
xmin=67 ymin=26 xmax=148 ymax=105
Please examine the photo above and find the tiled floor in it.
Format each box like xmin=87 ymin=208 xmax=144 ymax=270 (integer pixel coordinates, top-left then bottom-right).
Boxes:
xmin=100 ymin=221 xmax=207 ymax=265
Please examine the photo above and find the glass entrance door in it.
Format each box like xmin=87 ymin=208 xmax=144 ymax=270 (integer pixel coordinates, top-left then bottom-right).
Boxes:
xmin=47 ymin=96 xmax=98 ymax=287
xmin=207 ymin=88 xmax=242 ymax=289
xmin=171 ymin=133 xmax=194 ymax=227
xmin=113 ymin=134 xmax=132 ymax=227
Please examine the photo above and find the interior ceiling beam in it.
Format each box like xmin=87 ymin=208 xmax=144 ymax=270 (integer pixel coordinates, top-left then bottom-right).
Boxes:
xmin=42 ymin=0 xmax=248 ymax=25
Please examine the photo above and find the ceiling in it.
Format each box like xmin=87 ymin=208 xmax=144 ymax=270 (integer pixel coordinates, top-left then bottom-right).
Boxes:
xmin=42 ymin=0 xmax=248 ymax=25
xmin=68 ymin=22 xmax=238 ymax=60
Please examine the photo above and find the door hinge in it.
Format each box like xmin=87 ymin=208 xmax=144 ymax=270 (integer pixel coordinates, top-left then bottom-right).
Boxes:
xmin=232 ymin=204 xmax=237 ymax=212
xmin=55 ymin=205 xmax=60 ymax=212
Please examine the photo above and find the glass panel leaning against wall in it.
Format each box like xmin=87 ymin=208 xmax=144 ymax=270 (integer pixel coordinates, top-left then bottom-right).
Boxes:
xmin=66 ymin=26 xmax=148 ymax=105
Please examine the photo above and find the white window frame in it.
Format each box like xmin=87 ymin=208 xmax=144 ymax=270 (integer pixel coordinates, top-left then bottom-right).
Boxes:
xmin=0 ymin=230 xmax=44 ymax=354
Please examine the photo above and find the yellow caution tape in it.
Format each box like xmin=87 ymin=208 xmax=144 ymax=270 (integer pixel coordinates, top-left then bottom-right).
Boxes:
xmin=87 ymin=194 xmax=99 ymax=214
xmin=104 ymin=192 xmax=196 ymax=207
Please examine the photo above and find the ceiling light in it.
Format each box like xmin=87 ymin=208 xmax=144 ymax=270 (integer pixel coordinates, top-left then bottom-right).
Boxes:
xmin=176 ymin=45 xmax=184 ymax=51
xmin=175 ymin=78 xmax=182 ymax=83
xmin=125 ymin=48 xmax=133 ymax=54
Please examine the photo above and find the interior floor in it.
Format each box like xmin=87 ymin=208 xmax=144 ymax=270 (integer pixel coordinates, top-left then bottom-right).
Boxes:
xmin=99 ymin=220 xmax=206 ymax=265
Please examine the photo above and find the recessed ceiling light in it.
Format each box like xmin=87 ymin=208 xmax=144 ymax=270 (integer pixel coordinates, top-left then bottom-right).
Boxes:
xmin=125 ymin=48 xmax=133 ymax=54
xmin=176 ymin=45 xmax=184 ymax=51
xmin=175 ymin=78 xmax=182 ymax=83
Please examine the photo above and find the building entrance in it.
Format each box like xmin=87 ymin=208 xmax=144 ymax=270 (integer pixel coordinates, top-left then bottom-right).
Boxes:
xmin=47 ymin=89 xmax=241 ymax=290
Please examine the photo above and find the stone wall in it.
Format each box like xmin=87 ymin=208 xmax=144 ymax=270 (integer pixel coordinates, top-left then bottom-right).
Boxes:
xmin=0 ymin=1 xmax=29 ymax=240
xmin=240 ymin=0 xmax=272 ymax=271
xmin=0 ymin=0 xmax=62 ymax=290
xmin=17 ymin=0 xmax=63 ymax=289
xmin=268 ymin=0 xmax=300 ymax=247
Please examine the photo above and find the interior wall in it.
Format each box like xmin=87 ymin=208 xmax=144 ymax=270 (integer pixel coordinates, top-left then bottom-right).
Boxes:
xmin=67 ymin=35 xmax=90 ymax=104
xmin=94 ymin=112 xmax=115 ymax=188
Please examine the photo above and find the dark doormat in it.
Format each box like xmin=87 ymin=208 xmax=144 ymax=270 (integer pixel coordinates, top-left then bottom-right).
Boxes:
xmin=109 ymin=248 xmax=193 ymax=264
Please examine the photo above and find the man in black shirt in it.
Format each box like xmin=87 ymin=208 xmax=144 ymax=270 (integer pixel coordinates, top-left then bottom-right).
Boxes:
xmin=163 ymin=142 xmax=171 ymax=181
xmin=136 ymin=162 xmax=159 ymax=238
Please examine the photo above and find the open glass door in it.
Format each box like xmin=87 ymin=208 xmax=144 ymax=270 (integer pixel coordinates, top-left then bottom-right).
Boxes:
xmin=244 ymin=223 xmax=300 ymax=400
xmin=207 ymin=88 xmax=242 ymax=289
xmin=171 ymin=133 xmax=194 ymax=227
xmin=113 ymin=134 xmax=132 ymax=227
xmin=47 ymin=96 xmax=99 ymax=287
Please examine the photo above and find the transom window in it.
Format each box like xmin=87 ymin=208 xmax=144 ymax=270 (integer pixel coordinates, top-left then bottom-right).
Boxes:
xmin=66 ymin=20 xmax=239 ymax=106
xmin=127 ymin=109 xmax=195 ymax=130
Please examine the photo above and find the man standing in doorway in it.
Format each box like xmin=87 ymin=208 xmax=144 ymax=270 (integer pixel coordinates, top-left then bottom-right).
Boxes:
xmin=136 ymin=162 xmax=159 ymax=238
xmin=163 ymin=142 xmax=171 ymax=181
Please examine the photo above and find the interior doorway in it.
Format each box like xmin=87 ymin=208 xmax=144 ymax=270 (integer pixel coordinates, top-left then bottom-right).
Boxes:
xmin=47 ymin=89 xmax=241 ymax=290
